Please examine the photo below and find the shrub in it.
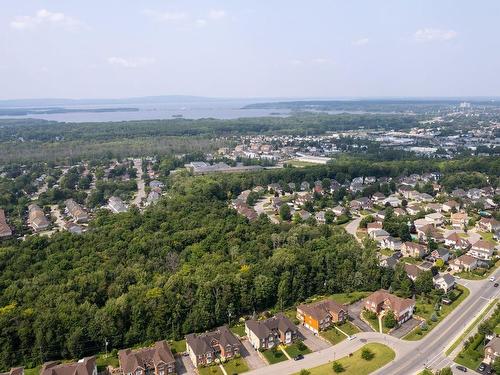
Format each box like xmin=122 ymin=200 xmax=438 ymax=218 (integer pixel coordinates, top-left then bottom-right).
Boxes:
xmin=299 ymin=370 xmax=311 ymax=375
xmin=421 ymin=322 xmax=428 ymax=331
xmin=297 ymin=341 xmax=307 ymax=351
xmin=361 ymin=347 xmax=375 ymax=361
xmin=431 ymin=313 xmax=438 ymax=322
xmin=384 ymin=311 xmax=397 ymax=329
xmin=332 ymin=361 xmax=345 ymax=373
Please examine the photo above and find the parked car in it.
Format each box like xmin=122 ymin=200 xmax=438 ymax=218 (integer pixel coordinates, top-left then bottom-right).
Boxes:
xmin=489 ymin=276 xmax=495 ymax=282
xmin=494 ymin=283 xmax=499 ymax=288
xmin=456 ymin=365 xmax=467 ymax=372
xmin=294 ymin=354 xmax=304 ymax=361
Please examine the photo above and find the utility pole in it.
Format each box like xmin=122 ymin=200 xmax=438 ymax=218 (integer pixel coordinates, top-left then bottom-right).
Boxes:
xmin=228 ymin=310 xmax=232 ymax=327
xmin=105 ymin=338 xmax=109 ymax=357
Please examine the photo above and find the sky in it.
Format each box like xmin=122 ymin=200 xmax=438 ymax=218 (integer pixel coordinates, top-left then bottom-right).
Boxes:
xmin=1 ymin=0 xmax=499 ymax=100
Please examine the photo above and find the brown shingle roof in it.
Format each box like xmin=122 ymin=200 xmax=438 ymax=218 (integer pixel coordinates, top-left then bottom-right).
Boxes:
xmin=119 ymin=341 xmax=175 ymax=374
xmin=41 ymin=357 xmax=95 ymax=375
xmin=297 ymin=299 xmax=347 ymax=321
xmin=365 ymin=289 xmax=415 ymax=315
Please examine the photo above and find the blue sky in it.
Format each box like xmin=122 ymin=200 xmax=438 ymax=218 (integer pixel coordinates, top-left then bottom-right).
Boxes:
xmin=1 ymin=0 xmax=499 ymax=99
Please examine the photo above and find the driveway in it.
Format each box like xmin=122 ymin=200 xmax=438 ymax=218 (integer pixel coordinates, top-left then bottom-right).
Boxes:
xmin=241 ymin=339 xmax=267 ymax=370
xmin=345 ymin=217 xmax=362 ymax=243
xmin=175 ymin=355 xmax=196 ymax=375
xmin=297 ymin=325 xmax=331 ymax=351
xmin=348 ymin=300 xmax=374 ymax=332
xmin=390 ymin=317 xmax=421 ymax=338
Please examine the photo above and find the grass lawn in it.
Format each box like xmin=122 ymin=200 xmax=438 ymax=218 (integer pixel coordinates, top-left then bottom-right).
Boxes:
xmin=320 ymin=322 xmax=360 ymax=345
xmin=96 ymin=354 xmax=119 ymax=371
xmin=223 ymin=357 xmax=250 ymax=374
xmin=199 ymin=365 xmax=224 ymax=375
xmin=362 ymin=311 xmax=381 ymax=332
xmin=456 ymin=261 xmax=498 ymax=280
xmin=293 ymin=343 xmax=395 ymax=375
xmin=404 ymin=285 xmax=470 ymax=341
xmin=400 ymin=257 xmax=419 ymax=265
xmin=262 ymin=348 xmax=288 ymax=364
xmin=379 ymin=248 xmax=394 ymax=257
xmin=445 ymin=298 xmax=498 ymax=355
xmin=169 ymin=339 xmax=186 ymax=354
xmin=285 ymin=342 xmax=312 ymax=358
xmin=321 ymin=327 xmax=346 ymax=345
xmin=24 ymin=367 xmax=40 ymax=375
xmin=286 ymin=160 xmax=319 ymax=168
xmin=230 ymin=324 xmax=247 ymax=338
xmin=328 ymin=292 xmax=371 ymax=305
xmin=455 ymin=342 xmax=485 ymax=371
xmin=479 ymin=231 xmax=494 ymax=241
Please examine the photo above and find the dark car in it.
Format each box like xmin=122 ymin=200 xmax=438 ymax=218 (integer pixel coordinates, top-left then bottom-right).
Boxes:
xmin=478 ymin=363 xmax=486 ymax=372
xmin=494 ymin=283 xmax=499 ymax=287
xmin=294 ymin=354 xmax=304 ymax=361
xmin=456 ymin=365 xmax=467 ymax=372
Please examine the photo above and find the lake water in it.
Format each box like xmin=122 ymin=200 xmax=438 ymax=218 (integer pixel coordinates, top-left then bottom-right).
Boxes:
xmin=0 ymin=99 xmax=293 ymax=123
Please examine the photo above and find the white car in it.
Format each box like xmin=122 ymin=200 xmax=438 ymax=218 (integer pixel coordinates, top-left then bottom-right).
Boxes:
xmin=490 ymin=276 xmax=495 ymax=282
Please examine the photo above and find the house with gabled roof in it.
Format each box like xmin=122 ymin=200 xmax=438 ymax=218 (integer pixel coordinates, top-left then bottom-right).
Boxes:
xmin=0 ymin=368 xmax=23 ymax=375
xmin=0 ymin=209 xmax=13 ymax=238
xmin=477 ymin=218 xmax=500 ymax=233
xmin=444 ymin=233 xmax=470 ymax=250
xmin=41 ymin=357 xmax=97 ymax=375
xmin=404 ymin=263 xmax=423 ymax=281
xmin=450 ymin=254 xmax=478 ymax=272
xmin=401 ymin=242 xmax=427 ymax=258
xmin=451 ymin=212 xmax=468 ymax=229
xmin=469 ymin=240 xmax=495 ymax=261
xmin=364 ymin=290 xmax=415 ymax=324
xmin=433 ymin=273 xmax=456 ymax=292
xmin=119 ymin=341 xmax=176 ymax=375
xmin=297 ymin=299 xmax=348 ymax=334
xmin=186 ymin=326 xmax=241 ymax=368
xmin=245 ymin=313 xmax=298 ymax=349
xmin=28 ymin=204 xmax=50 ymax=232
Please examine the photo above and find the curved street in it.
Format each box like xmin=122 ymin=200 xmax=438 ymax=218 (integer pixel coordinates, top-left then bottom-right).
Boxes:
xmin=246 ymin=268 xmax=500 ymax=375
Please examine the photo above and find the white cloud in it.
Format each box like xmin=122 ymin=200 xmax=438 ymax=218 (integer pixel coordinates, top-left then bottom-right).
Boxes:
xmin=10 ymin=9 xmax=82 ymax=31
xmin=142 ymin=9 xmax=188 ymax=22
xmin=207 ymin=10 xmax=227 ymax=20
xmin=312 ymin=58 xmax=329 ymax=64
xmin=195 ymin=19 xmax=208 ymax=28
xmin=414 ymin=28 xmax=458 ymax=42
xmin=290 ymin=59 xmax=304 ymax=66
xmin=107 ymin=57 xmax=156 ymax=69
xmin=353 ymin=38 xmax=369 ymax=46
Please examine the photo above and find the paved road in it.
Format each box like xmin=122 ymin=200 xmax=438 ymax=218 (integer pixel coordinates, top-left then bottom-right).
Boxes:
xmin=245 ymin=268 xmax=500 ymax=375
xmin=345 ymin=216 xmax=362 ymax=243
xmin=132 ymin=158 xmax=146 ymax=207
xmin=374 ymin=269 xmax=500 ymax=375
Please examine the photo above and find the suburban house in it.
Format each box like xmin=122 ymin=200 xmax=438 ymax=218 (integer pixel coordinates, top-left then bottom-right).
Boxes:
xmin=27 ymin=204 xmax=50 ymax=232
xmin=380 ymin=254 xmax=399 ymax=269
xmin=364 ymin=289 xmax=415 ymax=324
xmin=485 ymin=337 xmax=500 ymax=364
xmin=41 ymin=357 xmax=97 ymax=375
xmin=444 ymin=233 xmax=470 ymax=250
xmin=315 ymin=211 xmax=326 ymax=224
xmin=417 ymin=224 xmax=444 ymax=243
xmin=296 ymin=193 xmax=312 ymax=206
xmin=469 ymin=240 xmax=495 ymax=261
xmin=0 ymin=368 xmax=23 ymax=375
xmin=372 ymin=192 xmax=385 ymax=202
xmin=108 ymin=196 xmax=128 ymax=213
xmin=350 ymin=197 xmax=372 ymax=211
xmin=245 ymin=313 xmax=298 ymax=350
xmin=401 ymin=242 xmax=427 ymax=258
xmin=442 ymin=200 xmax=459 ymax=213
xmin=424 ymin=212 xmax=444 ymax=227
xmin=406 ymin=204 xmax=421 ymax=216
xmin=65 ymin=199 xmax=89 ymax=223
xmin=369 ymin=229 xmax=390 ymax=242
xmin=425 ymin=203 xmax=442 ymax=213
xmin=297 ymin=209 xmax=311 ymax=221
xmin=297 ymin=299 xmax=348 ymax=334
xmin=332 ymin=205 xmax=346 ymax=216
xmin=449 ymin=254 xmax=478 ymax=272
xmin=0 ymin=209 xmax=12 ymax=238
xmin=431 ymin=248 xmax=450 ymax=262
xmin=118 ymin=341 xmax=176 ymax=375
xmin=367 ymin=221 xmax=383 ymax=234
xmin=450 ymin=212 xmax=468 ymax=229
xmin=380 ymin=236 xmax=402 ymax=251
xmin=478 ymin=218 xmax=500 ymax=233
xmin=433 ymin=274 xmax=456 ymax=292
xmin=404 ymin=263 xmax=423 ymax=281
xmin=382 ymin=196 xmax=402 ymax=207
xmin=185 ymin=326 xmax=241 ymax=368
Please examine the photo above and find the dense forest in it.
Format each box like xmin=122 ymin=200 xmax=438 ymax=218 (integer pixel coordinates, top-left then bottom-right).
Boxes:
xmin=0 ymin=173 xmax=384 ymax=368
xmin=0 ymin=114 xmax=420 ymax=162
